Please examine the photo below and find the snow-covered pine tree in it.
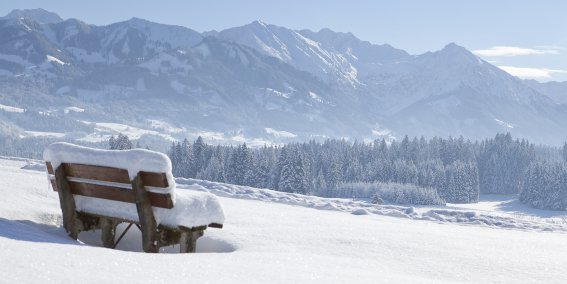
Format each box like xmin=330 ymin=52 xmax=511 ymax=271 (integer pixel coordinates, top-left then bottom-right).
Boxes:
xmin=277 ymin=146 xmax=309 ymax=194
xmin=444 ymin=161 xmax=478 ymax=203
xmin=313 ymin=168 xmax=328 ymax=196
xmin=109 ymin=133 xmax=132 ymax=150
xmin=226 ymin=143 xmax=250 ymax=185
xmin=325 ymin=156 xmax=342 ymax=191
xmin=465 ymin=162 xmax=480 ymax=203
xmin=197 ymin=148 xmax=225 ymax=182
xmin=371 ymin=192 xmax=384 ymax=204
xmin=179 ymin=139 xmax=194 ymax=178
xmin=520 ymin=160 xmax=544 ymax=207
xmin=244 ymin=147 xmax=273 ymax=188
xmin=108 ymin=135 xmax=116 ymax=150
xmin=478 ymin=133 xmax=535 ymax=194
xmin=192 ymin=136 xmax=207 ymax=177
xmin=171 ymin=142 xmax=183 ymax=176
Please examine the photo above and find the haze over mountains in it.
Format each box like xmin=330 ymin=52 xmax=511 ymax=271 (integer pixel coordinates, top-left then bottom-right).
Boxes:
xmin=0 ymin=8 xmax=566 ymax=145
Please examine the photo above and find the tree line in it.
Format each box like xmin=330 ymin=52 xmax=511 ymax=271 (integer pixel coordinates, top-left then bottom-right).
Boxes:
xmin=166 ymin=133 xmax=558 ymax=206
xmin=3 ymin=130 xmax=564 ymax=209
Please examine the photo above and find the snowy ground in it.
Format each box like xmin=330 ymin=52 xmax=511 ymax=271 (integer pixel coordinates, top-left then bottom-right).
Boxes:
xmin=77 ymin=121 xmax=177 ymax=142
xmin=1 ymin=157 xmax=567 ymax=283
xmin=178 ymin=178 xmax=567 ymax=232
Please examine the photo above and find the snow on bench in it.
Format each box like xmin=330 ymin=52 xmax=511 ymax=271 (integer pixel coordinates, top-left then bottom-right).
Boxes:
xmin=44 ymin=142 xmax=225 ymax=253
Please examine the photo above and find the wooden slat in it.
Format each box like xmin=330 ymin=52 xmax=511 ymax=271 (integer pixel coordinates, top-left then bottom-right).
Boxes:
xmin=51 ymin=178 xmax=172 ymax=207
xmin=46 ymin=161 xmax=171 ymax=208
xmin=63 ymin=163 xmax=131 ymax=184
xmin=67 ymin=181 xmax=173 ymax=209
xmin=51 ymin=179 xmax=173 ymax=206
xmin=140 ymin=171 xmax=169 ymax=188
xmin=61 ymin=163 xmax=168 ymax=188
xmin=50 ymin=179 xmax=57 ymax=192
xmin=145 ymin=191 xmax=173 ymax=209
xmin=46 ymin=162 xmax=54 ymax=175
xmin=46 ymin=162 xmax=168 ymax=188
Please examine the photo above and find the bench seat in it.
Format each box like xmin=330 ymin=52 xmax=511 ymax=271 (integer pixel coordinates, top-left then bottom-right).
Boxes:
xmin=74 ymin=189 xmax=225 ymax=229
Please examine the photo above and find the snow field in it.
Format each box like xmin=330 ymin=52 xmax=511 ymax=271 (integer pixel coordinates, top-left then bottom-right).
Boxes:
xmin=0 ymin=103 xmax=25 ymax=113
xmin=178 ymin=178 xmax=567 ymax=232
xmin=46 ymin=55 xmax=66 ymax=65
xmin=24 ymin=131 xmax=66 ymax=138
xmin=64 ymin=106 xmax=85 ymax=114
xmin=88 ymin=122 xmax=177 ymax=142
xmin=1 ymin=157 xmax=567 ymax=283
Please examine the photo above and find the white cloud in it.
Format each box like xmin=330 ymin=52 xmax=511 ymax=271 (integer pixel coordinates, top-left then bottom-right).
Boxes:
xmin=497 ymin=66 xmax=567 ymax=79
xmin=473 ymin=46 xmax=560 ymax=57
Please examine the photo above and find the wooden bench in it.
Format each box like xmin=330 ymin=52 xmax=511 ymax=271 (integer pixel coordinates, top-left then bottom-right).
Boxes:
xmin=45 ymin=146 xmax=223 ymax=253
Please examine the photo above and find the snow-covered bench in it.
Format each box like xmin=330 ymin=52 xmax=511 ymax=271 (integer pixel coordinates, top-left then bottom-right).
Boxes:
xmin=44 ymin=142 xmax=225 ymax=253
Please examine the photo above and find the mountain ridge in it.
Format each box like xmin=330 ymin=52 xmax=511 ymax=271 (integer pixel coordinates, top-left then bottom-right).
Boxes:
xmin=3 ymin=8 xmax=63 ymax=24
xmin=0 ymin=9 xmax=566 ymax=145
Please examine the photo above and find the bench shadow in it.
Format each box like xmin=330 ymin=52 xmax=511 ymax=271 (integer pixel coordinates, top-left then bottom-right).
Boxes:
xmin=0 ymin=218 xmax=77 ymax=245
xmin=0 ymin=218 xmax=236 ymax=253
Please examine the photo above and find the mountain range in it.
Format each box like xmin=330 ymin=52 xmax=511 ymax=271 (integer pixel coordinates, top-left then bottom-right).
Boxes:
xmin=0 ymin=8 xmax=566 ymax=146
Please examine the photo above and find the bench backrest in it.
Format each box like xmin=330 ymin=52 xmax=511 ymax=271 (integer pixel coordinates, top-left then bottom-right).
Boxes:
xmin=46 ymin=162 xmax=173 ymax=208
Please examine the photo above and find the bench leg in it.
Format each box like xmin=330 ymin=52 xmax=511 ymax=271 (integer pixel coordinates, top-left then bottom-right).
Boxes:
xmin=100 ymin=218 xmax=117 ymax=248
xmin=180 ymin=230 xmax=204 ymax=253
xmin=55 ymin=166 xmax=83 ymax=240
xmin=131 ymin=174 xmax=159 ymax=253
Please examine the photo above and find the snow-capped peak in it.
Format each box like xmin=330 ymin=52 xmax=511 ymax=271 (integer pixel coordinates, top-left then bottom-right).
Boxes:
xmin=435 ymin=42 xmax=480 ymax=62
xmin=3 ymin=8 xmax=63 ymax=24
xmin=217 ymin=21 xmax=362 ymax=86
xmin=251 ymin=20 xmax=267 ymax=28
xmin=442 ymin=42 xmax=464 ymax=50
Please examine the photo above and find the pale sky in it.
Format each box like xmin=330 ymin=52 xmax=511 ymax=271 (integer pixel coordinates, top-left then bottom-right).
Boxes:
xmin=1 ymin=0 xmax=566 ymax=82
